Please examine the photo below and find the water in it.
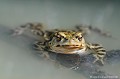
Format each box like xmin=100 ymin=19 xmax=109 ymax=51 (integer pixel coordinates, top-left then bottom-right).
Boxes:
xmin=0 ymin=0 xmax=120 ymax=79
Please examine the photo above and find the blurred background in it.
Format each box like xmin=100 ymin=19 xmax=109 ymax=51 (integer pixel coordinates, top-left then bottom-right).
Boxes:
xmin=0 ymin=0 xmax=120 ymax=79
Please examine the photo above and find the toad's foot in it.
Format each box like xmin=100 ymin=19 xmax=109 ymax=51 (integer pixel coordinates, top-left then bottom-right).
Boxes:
xmin=33 ymin=41 xmax=45 ymax=51
xmin=33 ymin=41 xmax=50 ymax=59
xmin=93 ymin=55 xmax=104 ymax=65
xmin=11 ymin=26 xmax=26 ymax=36
xmin=33 ymin=41 xmax=64 ymax=68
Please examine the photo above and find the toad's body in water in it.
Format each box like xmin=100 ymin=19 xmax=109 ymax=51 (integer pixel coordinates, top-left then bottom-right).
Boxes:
xmin=12 ymin=23 xmax=106 ymax=65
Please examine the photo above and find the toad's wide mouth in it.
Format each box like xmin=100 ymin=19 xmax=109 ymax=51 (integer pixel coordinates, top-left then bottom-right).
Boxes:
xmin=56 ymin=45 xmax=81 ymax=49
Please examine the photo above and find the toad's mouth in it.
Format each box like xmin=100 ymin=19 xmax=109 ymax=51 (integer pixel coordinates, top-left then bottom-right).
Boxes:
xmin=56 ymin=45 xmax=81 ymax=49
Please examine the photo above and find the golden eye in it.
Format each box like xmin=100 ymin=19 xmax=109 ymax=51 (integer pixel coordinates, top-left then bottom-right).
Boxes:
xmin=75 ymin=36 xmax=82 ymax=41
xmin=56 ymin=37 xmax=61 ymax=42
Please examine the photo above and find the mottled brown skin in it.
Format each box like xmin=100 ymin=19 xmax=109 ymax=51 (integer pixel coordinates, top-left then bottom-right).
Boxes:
xmin=12 ymin=23 xmax=106 ymax=65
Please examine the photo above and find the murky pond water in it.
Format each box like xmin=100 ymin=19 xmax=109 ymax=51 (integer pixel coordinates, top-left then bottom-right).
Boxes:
xmin=0 ymin=0 xmax=120 ymax=79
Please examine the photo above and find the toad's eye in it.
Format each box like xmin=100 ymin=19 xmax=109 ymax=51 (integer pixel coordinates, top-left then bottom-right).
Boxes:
xmin=56 ymin=37 xmax=62 ymax=42
xmin=75 ymin=36 xmax=82 ymax=41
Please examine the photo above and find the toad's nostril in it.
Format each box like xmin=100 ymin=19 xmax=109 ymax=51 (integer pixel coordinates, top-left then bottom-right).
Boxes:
xmin=73 ymin=38 xmax=75 ymax=40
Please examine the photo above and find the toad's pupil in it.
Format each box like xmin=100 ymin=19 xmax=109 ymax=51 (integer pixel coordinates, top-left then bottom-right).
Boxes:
xmin=62 ymin=38 xmax=68 ymax=42
xmin=78 ymin=37 xmax=82 ymax=41
xmin=75 ymin=36 xmax=79 ymax=39
xmin=76 ymin=36 xmax=82 ymax=41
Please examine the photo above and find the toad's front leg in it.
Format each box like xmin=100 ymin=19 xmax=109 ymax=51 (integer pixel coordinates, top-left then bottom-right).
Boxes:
xmin=86 ymin=43 xmax=106 ymax=65
xmin=33 ymin=41 xmax=60 ymax=66
xmin=33 ymin=41 xmax=50 ymax=59
xmin=12 ymin=23 xmax=44 ymax=36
